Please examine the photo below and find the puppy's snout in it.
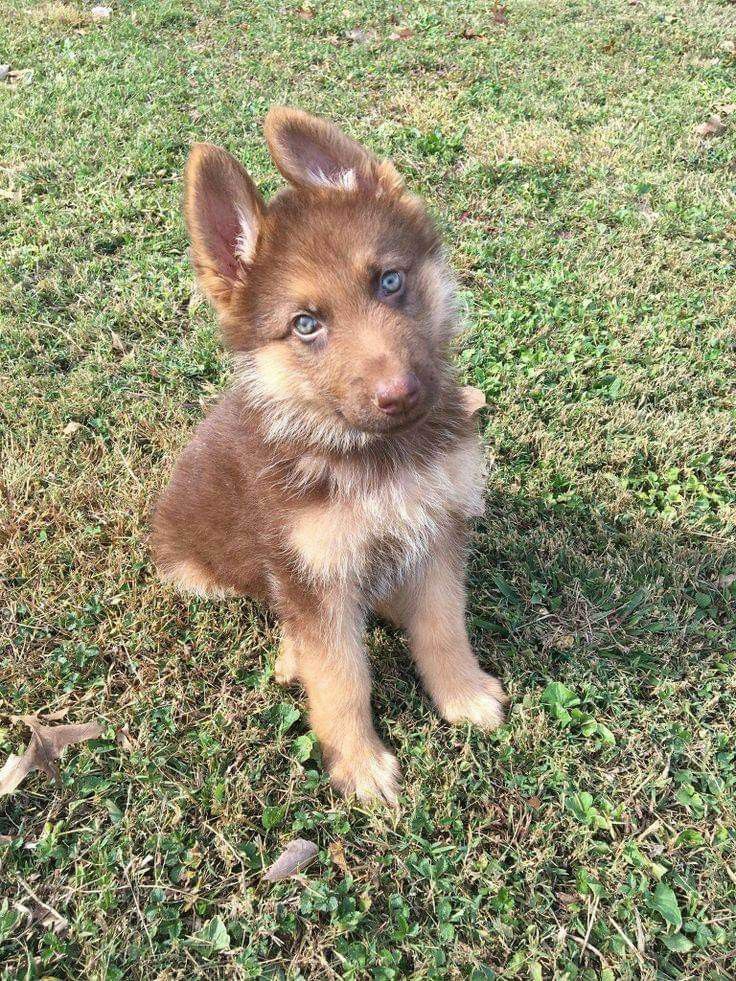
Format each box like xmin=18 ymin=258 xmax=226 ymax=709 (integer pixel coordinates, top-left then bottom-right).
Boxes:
xmin=374 ymin=372 xmax=422 ymax=416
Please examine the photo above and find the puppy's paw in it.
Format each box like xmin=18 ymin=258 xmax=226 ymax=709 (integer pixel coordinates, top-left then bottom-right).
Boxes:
xmin=328 ymin=740 xmax=401 ymax=806
xmin=274 ymin=640 xmax=299 ymax=686
xmin=436 ymin=672 xmax=508 ymax=731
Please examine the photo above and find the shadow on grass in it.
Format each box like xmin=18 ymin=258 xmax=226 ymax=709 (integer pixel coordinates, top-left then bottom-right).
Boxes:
xmin=463 ymin=487 xmax=734 ymax=686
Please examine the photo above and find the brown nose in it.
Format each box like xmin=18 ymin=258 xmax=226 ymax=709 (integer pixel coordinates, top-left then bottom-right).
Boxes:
xmin=374 ymin=372 xmax=422 ymax=415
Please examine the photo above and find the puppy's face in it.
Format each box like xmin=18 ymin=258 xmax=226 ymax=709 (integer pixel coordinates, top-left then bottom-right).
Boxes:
xmin=185 ymin=109 xmax=459 ymax=440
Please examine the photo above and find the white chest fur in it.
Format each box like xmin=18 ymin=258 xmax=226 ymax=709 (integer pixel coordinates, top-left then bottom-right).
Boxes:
xmin=288 ymin=437 xmax=486 ymax=591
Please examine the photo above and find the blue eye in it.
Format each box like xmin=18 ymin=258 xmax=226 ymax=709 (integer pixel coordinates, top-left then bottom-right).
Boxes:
xmin=379 ymin=270 xmax=404 ymax=296
xmin=293 ymin=313 xmax=320 ymax=338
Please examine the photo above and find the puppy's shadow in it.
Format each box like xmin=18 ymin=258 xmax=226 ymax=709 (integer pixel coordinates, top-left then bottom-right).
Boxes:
xmin=372 ymin=486 xmax=733 ymax=699
xmin=467 ymin=487 xmax=733 ymax=684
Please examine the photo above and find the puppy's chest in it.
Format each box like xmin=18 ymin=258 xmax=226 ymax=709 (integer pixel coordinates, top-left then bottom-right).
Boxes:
xmin=288 ymin=439 xmax=485 ymax=591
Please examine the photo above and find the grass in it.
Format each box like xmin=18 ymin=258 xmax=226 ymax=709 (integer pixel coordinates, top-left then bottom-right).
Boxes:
xmin=1 ymin=0 xmax=735 ymax=976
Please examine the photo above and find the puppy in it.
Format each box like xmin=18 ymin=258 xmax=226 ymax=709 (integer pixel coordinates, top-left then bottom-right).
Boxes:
xmin=151 ymin=108 xmax=507 ymax=804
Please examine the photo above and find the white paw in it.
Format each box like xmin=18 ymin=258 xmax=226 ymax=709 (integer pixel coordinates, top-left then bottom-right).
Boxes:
xmin=274 ymin=641 xmax=299 ymax=686
xmin=437 ymin=672 xmax=508 ymax=731
xmin=328 ymin=741 xmax=401 ymax=806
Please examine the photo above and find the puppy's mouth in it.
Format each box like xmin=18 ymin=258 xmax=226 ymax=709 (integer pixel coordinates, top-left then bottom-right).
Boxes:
xmin=381 ymin=407 xmax=429 ymax=433
xmin=340 ymin=404 xmax=431 ymax=437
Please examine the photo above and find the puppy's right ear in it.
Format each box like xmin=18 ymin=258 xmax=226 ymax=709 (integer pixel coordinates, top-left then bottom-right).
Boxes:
xmin=183 ymin=143 xmax=265 ymax=314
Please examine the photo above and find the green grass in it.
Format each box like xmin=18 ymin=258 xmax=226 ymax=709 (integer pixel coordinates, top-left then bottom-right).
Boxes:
xmin=2 ymin=0 xmax=735 ymax=976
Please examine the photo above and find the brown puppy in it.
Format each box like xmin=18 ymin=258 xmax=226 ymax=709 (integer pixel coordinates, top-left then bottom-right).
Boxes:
xmin=152 ymin=108 xmax=507 ymax=804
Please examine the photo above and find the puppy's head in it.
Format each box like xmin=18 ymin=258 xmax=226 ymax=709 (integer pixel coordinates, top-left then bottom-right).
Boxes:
xmin=184 ymin=108 xmax=459 ymax=444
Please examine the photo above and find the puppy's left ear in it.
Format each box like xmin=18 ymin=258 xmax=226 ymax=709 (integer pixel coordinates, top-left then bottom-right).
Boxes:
xmin=264 ymin=106 xmax=401 ymax=194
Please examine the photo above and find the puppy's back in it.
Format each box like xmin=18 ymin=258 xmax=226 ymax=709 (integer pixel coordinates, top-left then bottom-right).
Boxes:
xmin=151 ymin=392 xmax=270 ymax=600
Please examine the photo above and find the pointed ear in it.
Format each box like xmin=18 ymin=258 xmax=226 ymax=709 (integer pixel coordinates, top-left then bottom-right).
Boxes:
xmin=183 ymin=143 xmax=265 ymax=312
xmin=264 ymin=106 xmax=401 ymax=193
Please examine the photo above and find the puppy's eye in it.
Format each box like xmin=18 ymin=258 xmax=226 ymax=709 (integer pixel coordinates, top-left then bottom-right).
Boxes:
xmin=379 ymin=270 xmax=404 ymax=296
xmin=292 ymin=314 xmax=321 ymax=339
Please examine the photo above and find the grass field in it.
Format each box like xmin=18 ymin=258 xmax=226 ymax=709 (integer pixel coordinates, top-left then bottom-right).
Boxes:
xmin=2 ymin=0 xmax=736 ymax=976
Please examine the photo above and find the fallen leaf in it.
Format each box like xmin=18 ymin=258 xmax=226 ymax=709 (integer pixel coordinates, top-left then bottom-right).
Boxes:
xmin=63 ymin=421 xmax=83 ymax=436
xmin=558 ymin=892 xmax=578 ymax=905
xmin=115 ymin=724 xmax=134 ymax=751
xmin=296 ymin=5 xmax=315 ymax=18
xmin=389 ymin=27 xmax=413 ymax=40
xmin=110 ymin=330 xmax=126 ymax=354
xmin=263 ymin=838 xmax=318 ymax=881
xmin=91 ymin=5 xmax=112 ymax=19
xmin=461 ymin=27 xmax=486 ymax=40
xmin=527 ymin=796 xmax=542 ymax=810
xmin=41 ymin=708 xmax=70 ymax=721
xmin=0 ymin=716 xmax=103 ymax=797
xmin=695 ymin=114 xmax=726 ymax=139
xmin=17 ymin=899 xmax=69 ymax=935
xmin=461 ymin=385 xmax=486 ymax=415
xmin=345 ymin=27 xmax=374 ymax=44
xmin=493 ymin=4 xmax=508 ymax=24
xmin=328 ymin=840 xmax=349 ymax=874
xmin=0 ymin=756 xmax=30 ymax=797
xmin=6 ymin=69 xmax=34 ymax=87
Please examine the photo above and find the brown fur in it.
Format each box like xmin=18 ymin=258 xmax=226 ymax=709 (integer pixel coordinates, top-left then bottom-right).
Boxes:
xmin=151 ymin=108 xmax=507 ymax=804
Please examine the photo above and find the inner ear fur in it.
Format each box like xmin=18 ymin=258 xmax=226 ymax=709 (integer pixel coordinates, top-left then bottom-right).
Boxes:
xmin=263 ymin=106 xmax=402 ymax=194
xmin=183 ymin=142 xmax=265 ymax=314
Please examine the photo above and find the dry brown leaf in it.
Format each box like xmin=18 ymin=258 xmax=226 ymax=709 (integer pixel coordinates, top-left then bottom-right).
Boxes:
xmin=695 ymin=114 xmax=726 ymax=139
xmin=389 ymin=27 xmax=413 ymax=40
xmin=0 ymin=716 xmax=104 ymax=797
xmin=558 ymin=891 xmax=578 ymax=905
xmin=493 ymin=4 xmax=508 ymax=25
xmin=17 ymin=899 xmax=69 ymax=935
xmin=5 ymin=69 xmax=34 ymax=87
xmin=263 ymin=838 xmax=318 ymax=881
xmin=461 ymin=385 xmax=486 ymax=415
xmin=17 ymin=877 xmax=69 ymax=935
xmin=0 ymin=755 xmax=31 ymax=796
xmin=110 ymin=330 xmax=126 ymax=354
xmin=115 ymin=724 xmax=134 ymax=751
xmin=328 ymin=840 xmax=349 ymax=874
xmin=345 ymin=28 xmax=375 ymax=44
xmin=63 ymin=421 xmax=83 ymax=436
xmin=461 ymin=26 xmax=486 ymax=40
xmin=296 ymin=5 xmax=315 ymax=18
xmin=41 ymin=707 xmax=70 ymax=721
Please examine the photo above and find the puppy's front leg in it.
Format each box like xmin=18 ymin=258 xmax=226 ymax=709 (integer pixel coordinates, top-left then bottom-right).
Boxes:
xmin=281 ymin=598 xmax=400 ymax=805
xmin=387 ymin=547 xmax=508 ymax=730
